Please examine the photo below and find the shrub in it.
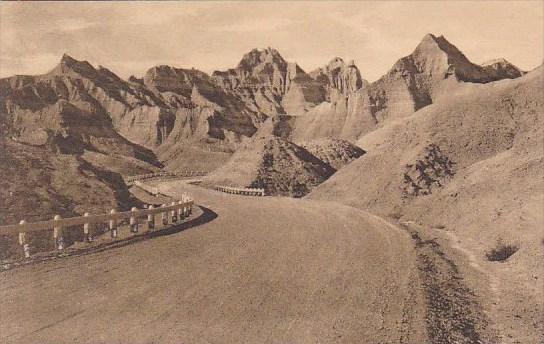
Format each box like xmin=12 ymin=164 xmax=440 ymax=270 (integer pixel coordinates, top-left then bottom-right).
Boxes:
xmin=486 ymin=238 xmax=519 ymax=262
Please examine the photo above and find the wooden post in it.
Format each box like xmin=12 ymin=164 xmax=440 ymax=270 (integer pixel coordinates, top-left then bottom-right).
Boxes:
xmin=184 ymin=195 xmax=191 ymax=217
xmin=147 ymin=205 xmax=155 ymax=230
xmin=177 ymin=201 xmax=184 ymax=220
xmin=53 ymin=215 xmax=64 ymax=250
xmin=83 ymin=212 xmax=92 ymax=243
xmin=171 ymin=202 xmax=178 ymax=223
xmin=130 ymin=207 xmax=138 ymax=233
xmin=109 ymin=209 xmax=118 ymax=238
xmin=18 ymin=220 xmax=30 ymax=258
xmin=161 ymin=204 xmax=168 ymax=226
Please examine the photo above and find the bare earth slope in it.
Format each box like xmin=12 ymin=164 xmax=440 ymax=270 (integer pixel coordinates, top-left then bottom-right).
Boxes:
xmin=203 ymin=135 xmax=335 ymax=197
xmin=0 ymin=182 xmax=426 ymax=344
xmin=309 ymin=66 xmax=544 ymax=343
xmin=299 ymin=138 xmax=365 ymax=170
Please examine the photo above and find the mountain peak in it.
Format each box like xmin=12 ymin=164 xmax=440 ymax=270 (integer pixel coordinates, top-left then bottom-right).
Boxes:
xmin=237 ymin=47 xmax=287 ymax=71
xmin=481 ymin=58 xmax=525 ymax=78
xmin=411 ymin=33 xmax=477 ymax=74
xmin=51 ymin=53 xmax=96 ymax=76
xmin=60 ymin=53 xmax=77 ymax=64
xmin=329 ymin=57 xmax=345 ymax=64
xmin=481 ymin=57 xmax=515 ymax=67
xmin=420 ymin=33 xmax=438 ymax=43
xmin=415 ymin=33 xmax=455 ymax=53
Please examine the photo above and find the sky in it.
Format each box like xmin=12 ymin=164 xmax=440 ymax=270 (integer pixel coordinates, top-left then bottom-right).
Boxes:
xmin=0 ymin=1 xmax=542 ymax=82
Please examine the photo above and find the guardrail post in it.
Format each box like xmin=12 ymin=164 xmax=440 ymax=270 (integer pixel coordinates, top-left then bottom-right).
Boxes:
xmin=177 ymin=201 xmax=184 ymax=220
xmin=183 ymin=195 xmax=192 ymax=216
xmin=83 ymin=212 xmax=92 ymax=242
xmin=130 ymin=207 xmax=138 ymax=233
xmin=161 ymin=204 xmax=168 ymax=226
xmin=18 ymin=220 xmax=30 ymax=258
xmin=171 ymin=202 xmax=178 ymax=223
xmin=147 ymin=205 xmax=155 ymax=230
xmin=53 ymin=215 xmax=64 ymax=250
xmin=109 ymin=209 xmax=118 ymax=238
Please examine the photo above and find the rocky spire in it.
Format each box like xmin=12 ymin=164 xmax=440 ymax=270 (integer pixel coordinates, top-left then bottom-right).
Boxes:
xmin=309 ymin=57 xmax=364 ymax=97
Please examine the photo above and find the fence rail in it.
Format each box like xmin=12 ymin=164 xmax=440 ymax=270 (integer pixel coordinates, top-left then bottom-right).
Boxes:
xmin=0 ymin=194 xmax=194 ymax=258
xmin=126 ymin=171 xmax=207 ymax=185
xmin=215 ymin=185 xmax=265 ymax=197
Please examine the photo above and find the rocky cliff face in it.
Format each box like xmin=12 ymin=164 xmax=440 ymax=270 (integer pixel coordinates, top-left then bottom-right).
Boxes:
xmin=0 ymin=53 xmax=273 ymax=172
xmin=1 ymin=35 xmax=527 ymax=168
xmin=213 ymin=48 xmax=289 ymax=92
xmin=212 ymin=48 xmax=290 ymax=116
xmin=0 ymin=35 xmax=529 ymax=184
xmin=281 ymin=63 xmax=327 ymax=115
xmin=481 ymin=58 xmax=526 ymax=80
xmin=0 ymin=56 xmax=157 ymax=228
xmin=309 ymin=57 xmax=365 ymax=99
xmin=0 ymin=56 xmax=159 ymax=163
xmin=212 ymin=48 xmax=329 ymax=116
xmin=291 ymin=34 xmax=526 ymax=142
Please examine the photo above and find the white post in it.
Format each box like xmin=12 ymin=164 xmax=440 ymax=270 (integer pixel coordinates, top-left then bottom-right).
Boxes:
xmin=83 ymin=212 xmax=91 ymax=242
xmin=178 ymin=201 xmax=184 ymax=220
xmin=171 ymin=202 xmax=178 ymax=223
xmin=130 ymin=207 xmax=139 ymax=233
xmin=53 ymin=215 xmax=64 ymax=250
xmin=18 ymin=220 xmax=30 ymax=258
xmin=147 ymin=205 xmax=155 ymax=230
xmin=109 ymin=209 xmax=118 ymax=238
xmin=161 ymin=204 xmax=168 ymax=226
xmin=184 ymin=195 xmax=191 ymax=216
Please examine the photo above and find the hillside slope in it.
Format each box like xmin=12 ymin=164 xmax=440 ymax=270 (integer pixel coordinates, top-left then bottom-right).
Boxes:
xmin=308 ymin=66 xmax=544 ymax=342
xmin=292 ymin=34 xmax=525 ymax=142
xmin=203 ymin=135 xmax=335 ymax=197
xmin=299 ymin=138 xmax=365 ymax=170
xmin=0 ymin=59 xmax=163 ymax=224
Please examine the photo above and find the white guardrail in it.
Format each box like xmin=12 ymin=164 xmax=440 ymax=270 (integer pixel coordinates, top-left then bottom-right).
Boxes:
xmin=0 ymin=196 xmax=194 ymax=259
xmin=126 ymin=171 xmax=207 ymax=185
xmin=215 ymin=185 xmax=265 ymax=197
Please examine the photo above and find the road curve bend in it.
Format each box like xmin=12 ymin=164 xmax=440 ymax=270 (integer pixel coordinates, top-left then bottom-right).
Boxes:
xmin=0 ymin=181 xmax=425 ymax=344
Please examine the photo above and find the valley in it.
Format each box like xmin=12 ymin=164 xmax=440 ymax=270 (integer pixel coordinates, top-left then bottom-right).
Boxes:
xmin=0 ymin=29 xmax=542 ymax=344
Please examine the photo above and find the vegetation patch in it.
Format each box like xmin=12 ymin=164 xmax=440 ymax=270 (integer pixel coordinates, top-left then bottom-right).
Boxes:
xmin=485 ymin=238 xmax=519 ymax=262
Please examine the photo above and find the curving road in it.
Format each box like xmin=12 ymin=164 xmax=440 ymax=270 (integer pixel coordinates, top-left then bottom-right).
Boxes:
xmin=0 ymin=182 xmax=426 ymax=344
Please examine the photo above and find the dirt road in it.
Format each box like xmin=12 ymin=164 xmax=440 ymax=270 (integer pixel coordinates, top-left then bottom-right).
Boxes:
xmin=0 ymin=182 xmax=426 ymax=344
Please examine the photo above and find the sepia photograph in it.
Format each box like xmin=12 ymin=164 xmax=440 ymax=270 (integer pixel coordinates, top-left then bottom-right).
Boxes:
xmin=0 ymin=1 xmax=543 ymax=343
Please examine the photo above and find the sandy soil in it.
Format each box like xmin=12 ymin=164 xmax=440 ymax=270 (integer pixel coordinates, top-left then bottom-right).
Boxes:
xmin=0 ymin=181 xmax=426 ymax=344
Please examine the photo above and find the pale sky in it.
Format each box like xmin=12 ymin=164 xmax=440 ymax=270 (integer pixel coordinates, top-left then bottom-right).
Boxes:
xmin=1 ymin=1 xmax=542 ymax=82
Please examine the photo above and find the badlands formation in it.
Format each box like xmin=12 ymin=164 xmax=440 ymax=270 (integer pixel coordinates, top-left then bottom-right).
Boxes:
xmin=0 ymin=34 xmax=542 ymax=343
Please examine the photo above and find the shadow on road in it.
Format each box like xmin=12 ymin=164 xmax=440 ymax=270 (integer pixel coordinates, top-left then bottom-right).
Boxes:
xmin=1 ymin=205 xmax=218 ymax=271
xmin=147 ymin=205 xmax=218 ymax=238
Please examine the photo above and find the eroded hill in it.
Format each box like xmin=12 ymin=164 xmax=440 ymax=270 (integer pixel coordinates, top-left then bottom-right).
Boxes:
xmin=308 ymin=66 xmax=544 ymax=342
